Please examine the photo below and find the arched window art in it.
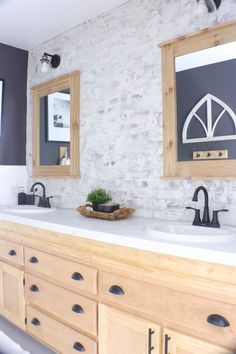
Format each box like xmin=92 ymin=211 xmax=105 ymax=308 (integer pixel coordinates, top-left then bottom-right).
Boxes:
xmin=182 ymin=93 xmax=236 ymax=144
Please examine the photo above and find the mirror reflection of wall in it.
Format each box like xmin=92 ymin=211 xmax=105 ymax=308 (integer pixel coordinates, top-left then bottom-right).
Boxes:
xmin=175 ymin=41 xmax=236 ymax=162
xmin=40 ymin=89 xmax=71 ymax=166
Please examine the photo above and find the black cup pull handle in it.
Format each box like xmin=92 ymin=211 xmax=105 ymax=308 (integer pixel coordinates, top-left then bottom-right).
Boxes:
xmin=109 ymin=285 xmax=125 ymax=295
xmin=30 ymin=284 xmax=39 ymax=293
xmin=207 ymin=314 xmax=230 ymax=327
xmin=71 ymin=272 xmax=84 ymax=281
xmin=148 ymin=328 xmax=155 ymax=354
xmin=164 ymin=334 xmax=171 ymax=354
xmin=8 ymin=249 xmax=16 ymax=256
xmin=72 ymin=304 xmax=84 ymax=314
xmin=31 ymin=318 xmax=40 ymax=326
xmin=73 ymin=342 xmax=85 ymax=352
xmin=29 ymin=256 xmax=39 ymax=264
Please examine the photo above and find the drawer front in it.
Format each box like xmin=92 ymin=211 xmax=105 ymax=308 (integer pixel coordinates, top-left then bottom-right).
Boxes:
xmin=25 ymin=247 xmax=97 ymax=295
xmin=99 ymin=271 xmax=236 ymax=347
xmin=0 ymin=238 xmax=24 ymax=266
xmin=27 ymin=306 xmax=97 ymax=354
xmin=25 ymin=274 xmax=97 ymax=336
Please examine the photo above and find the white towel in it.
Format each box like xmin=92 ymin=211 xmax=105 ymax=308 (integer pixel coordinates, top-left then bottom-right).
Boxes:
xmin=0 ymin=330 xmax=30 ymax=354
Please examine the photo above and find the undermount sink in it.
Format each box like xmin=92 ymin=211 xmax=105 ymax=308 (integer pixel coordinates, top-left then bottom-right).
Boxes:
xmin=146 ymin=221 xmax=235 ymax=243
xmin=1 ymin=205 xmax=56 ymax=214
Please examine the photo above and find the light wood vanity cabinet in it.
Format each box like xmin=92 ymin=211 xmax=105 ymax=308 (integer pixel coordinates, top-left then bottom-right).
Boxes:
xmin=99 ymin=304 xmax=161 ymax=354
xmin=0 ymin=262 xmax=25 ymax=329
xmin=0 ymin=221 xmax=235 ymax=354
xmin=163 ymin=329 xmax=234 ymax=354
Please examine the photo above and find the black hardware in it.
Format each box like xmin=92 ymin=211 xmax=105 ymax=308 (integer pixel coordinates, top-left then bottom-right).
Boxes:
xmin=164 ymin=334 xmax=171 ymax=354
xmin=8 ymin=249 xmax=16 ymax=256
xmin=72 ymin=304 xmax=84 ymax=314
xmin=25 ymin=318 xmax=27 ymax=325
xmin=211 ymin=209 xmax=229 ymax=228
xmin=31 ymin=318 xmax=40 ymax=326
xmin=73 ymin=342 xmax=85 ymax=352
xmin=185 ymin=207 xmax=201 ymax=226
xmin=192 ymin=186 xmax=210 ymax=225
xmin=148 ymin=328 xmax=155 ymax=354
xmin=109 ymin=285 xmax=125 ymax=295
xmin=30 ymin=182 xmax=52 ymax=208
xmin=30 ymin=284 xmax=39 ymax=293
xmin=71 ymin=272 xmax=84 ymax=281
xmin=189 ymin=185 xmax=228 ymax=228
xmin=207 ymin=314 xmax=230 ymax=328
xmin=29 ymin=256 xmax=39 ymax=264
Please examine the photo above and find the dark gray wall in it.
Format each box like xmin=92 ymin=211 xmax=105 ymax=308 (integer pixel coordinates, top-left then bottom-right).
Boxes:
xmin=0 ymin=43 xmax=28 ymax=165
xmin=176 ymin=58 xmax=236 ymax=161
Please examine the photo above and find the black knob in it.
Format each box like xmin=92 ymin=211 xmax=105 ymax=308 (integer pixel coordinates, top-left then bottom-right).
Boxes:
xmin=109 ymin=285 xmax=125 ymax=295
xmin=207 ymin=314 xmax=230 ymax=327
xmin=71 ymin=272 xmax=84 ymax=281
xmin=8 ymin=249 xmax=16 ymax=256
xmin=29 ymin=256 xmax=39 ymax=264
xmin=207 ymin=152 xmax=211 ymax=157
xmin=30 ymin=284 xmax=39 ymax=293
xmin=31 ymin=318 xmax=40 ymax=326
xmin=72 ymin=304 xmax=84 ymax=314
xmin=73 ymin=342 xmax=85 ymax=352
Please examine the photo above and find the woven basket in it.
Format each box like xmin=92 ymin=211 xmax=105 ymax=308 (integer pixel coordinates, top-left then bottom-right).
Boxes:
xmin=77 ymin=205 xmax=135 ymax=220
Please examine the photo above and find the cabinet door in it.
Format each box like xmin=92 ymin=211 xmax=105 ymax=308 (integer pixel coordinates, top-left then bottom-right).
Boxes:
xmin=0 ymin=262 xmax=25 ymax=329
xmin=99 ymin=304 xmax=161 ymax=354
xmin=164 ymin=329 xmax=234 ymax=354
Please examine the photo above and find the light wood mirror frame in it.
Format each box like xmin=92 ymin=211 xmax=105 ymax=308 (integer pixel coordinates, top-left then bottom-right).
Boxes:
xmin=32 ymin=71 xmax=80 ymax=177
xmin=159 ymin=21 xmax=236 ymax=179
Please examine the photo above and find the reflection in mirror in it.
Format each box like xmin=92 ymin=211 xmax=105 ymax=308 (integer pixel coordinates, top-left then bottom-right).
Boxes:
xmin=40 ymin=89 xmax=71 ymax=166
xmin=175 ymin=41 xmax=236 ymax=162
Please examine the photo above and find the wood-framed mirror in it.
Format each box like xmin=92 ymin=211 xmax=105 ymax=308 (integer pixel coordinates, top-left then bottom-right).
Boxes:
xmin=159 ymin=21 xmax=236 ymax=179
xmin=32 ymin=71 xmax=80 ymax=177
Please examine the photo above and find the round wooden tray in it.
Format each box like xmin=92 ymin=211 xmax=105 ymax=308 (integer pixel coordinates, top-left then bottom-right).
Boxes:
xmin=77 ymin=205 xmax=135 ymax=220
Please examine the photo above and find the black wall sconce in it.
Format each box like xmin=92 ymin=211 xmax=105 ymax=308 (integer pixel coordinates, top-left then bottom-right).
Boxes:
xmin=40 ymin=52 xmax=61 ymax=73
xmin=197 ymin=0 xmax=221 ymax=12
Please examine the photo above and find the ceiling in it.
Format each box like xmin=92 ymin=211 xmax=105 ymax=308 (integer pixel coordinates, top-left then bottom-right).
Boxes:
xmin=0 ymin=0 xmax=129 ymax=50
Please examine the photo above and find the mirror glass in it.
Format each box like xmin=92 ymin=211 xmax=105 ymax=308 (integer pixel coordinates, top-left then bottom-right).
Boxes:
xmin=175 ymin=41 xmax=236 ymax=162
xmin=40 ymin=89 xmax=71 ymax=166
xmin=32 ymin=71 xmax=80 ymax=177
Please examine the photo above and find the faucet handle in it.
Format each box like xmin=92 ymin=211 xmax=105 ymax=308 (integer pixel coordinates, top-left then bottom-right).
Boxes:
xmin=211 ymin=209 xmax=229 ymax=228
xmin=186 ymin=207 xmax=201 ymax=226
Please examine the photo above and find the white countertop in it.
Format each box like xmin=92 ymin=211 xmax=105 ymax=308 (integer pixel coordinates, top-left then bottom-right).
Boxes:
xmin=0 ymin=207 xmax=235 ymax=267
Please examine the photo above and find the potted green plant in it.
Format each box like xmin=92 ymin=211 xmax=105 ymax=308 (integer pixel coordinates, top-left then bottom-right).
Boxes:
xmin=87 ymin=188 xmax=112 ymax=211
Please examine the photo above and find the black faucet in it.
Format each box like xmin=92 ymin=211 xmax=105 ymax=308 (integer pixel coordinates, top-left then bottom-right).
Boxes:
xmin=186 ymin=185 xmax=228 ymax=228
xmin=192 ymin=186 xmax=210 ymax=225
xmin=30 ymin=182 xmax=53 ymax=208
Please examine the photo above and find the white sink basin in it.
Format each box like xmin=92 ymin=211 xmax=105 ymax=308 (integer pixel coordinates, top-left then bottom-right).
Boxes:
xmin=1 ymin=205 xmax=56 ymax=214
xmin=146 ymin=221 xmax=235 ymax=243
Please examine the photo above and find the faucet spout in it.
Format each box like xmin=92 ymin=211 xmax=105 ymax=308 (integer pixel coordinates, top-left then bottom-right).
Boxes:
xmin=192 ymin=186 xmax=210 ymax=224
xmin=30 ymin=182 xmax=46 ymax=197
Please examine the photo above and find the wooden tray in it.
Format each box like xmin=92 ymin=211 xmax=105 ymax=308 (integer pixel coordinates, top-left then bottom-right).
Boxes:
xmin=77 ymin=205 xmax=135 ymax=220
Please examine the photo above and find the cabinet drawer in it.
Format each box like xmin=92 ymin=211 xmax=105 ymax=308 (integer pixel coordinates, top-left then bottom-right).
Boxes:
xmin=25 ymin=247 xmax=97 ymax=295
xmin=27 ymin=306 xmax=97 ymax=354
xmin=99 ymin=271 xmax=236 ymax=347
xmin=25 ymin=274 xmax=97 ymax=336
xmin=0 ymin=239 xmax=23 ymax=266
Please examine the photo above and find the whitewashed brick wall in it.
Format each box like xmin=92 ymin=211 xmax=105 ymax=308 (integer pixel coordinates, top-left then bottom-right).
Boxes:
xmin=27 ymin=0 xmax=236 ymax=224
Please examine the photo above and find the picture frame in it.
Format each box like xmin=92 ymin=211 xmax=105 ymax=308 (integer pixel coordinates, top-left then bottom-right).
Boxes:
xmin=0 ymin=79 xmax=4 ymax=136
xmin=47 ymin=91 xmax=70 ymax=142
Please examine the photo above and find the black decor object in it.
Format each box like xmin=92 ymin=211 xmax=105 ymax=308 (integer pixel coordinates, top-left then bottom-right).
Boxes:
xmin=205 ymin=0 xmax=221 ymax=12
